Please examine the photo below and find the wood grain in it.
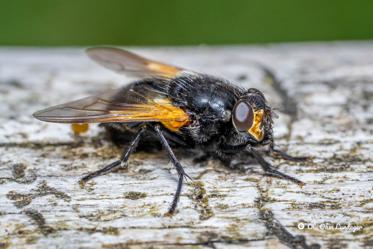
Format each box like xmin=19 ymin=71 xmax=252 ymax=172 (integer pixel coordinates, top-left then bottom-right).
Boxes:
xmin=0 ymin=44 xmax=372 ymax=249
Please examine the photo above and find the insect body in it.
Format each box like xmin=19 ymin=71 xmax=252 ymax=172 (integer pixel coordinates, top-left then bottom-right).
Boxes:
xmin=33 ymin=48 xmax=307 ymax=214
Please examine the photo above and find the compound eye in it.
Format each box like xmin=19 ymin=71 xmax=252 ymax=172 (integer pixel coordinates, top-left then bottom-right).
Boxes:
xmin=232 ymin=101 xmax=254 ymax=132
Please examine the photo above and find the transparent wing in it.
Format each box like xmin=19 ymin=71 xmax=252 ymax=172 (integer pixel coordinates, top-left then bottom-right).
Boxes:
xmin=86 ymin=47 xmax=186 ymax=78
xmin=33 ymin=88 xmax=190 ymax=129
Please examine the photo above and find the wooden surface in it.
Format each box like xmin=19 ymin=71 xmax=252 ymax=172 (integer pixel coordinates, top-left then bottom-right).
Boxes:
xmin=0 ymin=43 xmax=372 ymax=249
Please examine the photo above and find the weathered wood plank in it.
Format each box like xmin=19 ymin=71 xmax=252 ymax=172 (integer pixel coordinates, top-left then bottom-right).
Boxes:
xmin=0 ymin=43 xmax=372 ymax=249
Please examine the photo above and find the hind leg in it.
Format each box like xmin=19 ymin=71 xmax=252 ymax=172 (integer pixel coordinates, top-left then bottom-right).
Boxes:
xmin=79 ymin=126 xmax=146 ymax=185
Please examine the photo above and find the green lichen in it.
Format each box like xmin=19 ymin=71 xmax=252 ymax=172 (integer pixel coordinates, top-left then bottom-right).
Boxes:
xmin=102 ymin=240 xmax=148 ymax=249
xmin=244 ymin=177 xmax=260 ymax=183
xmin=79 ymin=179 xmax=96 ymax=192
xmin=80 ymin=209 xmax=126 ymax=222
xmin=190 ymin=181 xmax=214 ymax=220
xmin=196 ymin=231 xmax=220 ymax=244
xmin=78 ymin=226 xmax=119 ymax=236
xmin=0 ymin=162 xmax=37 ymax=185
xmin=359 ymin=198 xmax=373 ymax=207
xmin=208 ymin=190 xmax=227 ymax=199
xmin=226 ymin=223 xmax=241 ymax=238
xmin=288 ymin=201 xmax=342 ymax=210
xmin=146 ymin=204 xmax=160 ymax=217
xmin=123 ymin=191 xmax=147 ymax=200
xmin=216 ymin=203 xmax=229 ymax=210
xmin=12 ymin=162 xmax=27 ymax=178
xmin=6 ymin=181 xmax=71 ymax=208
xmin=6 ymin=191 xmax=33 ymax=208
xmin=25 ymin=235 xmax=40 ymax=244
xmin=37 ymin=181 xmax=71 ymax=201
xmin=24 ymin=209 xmax=55 ymax=236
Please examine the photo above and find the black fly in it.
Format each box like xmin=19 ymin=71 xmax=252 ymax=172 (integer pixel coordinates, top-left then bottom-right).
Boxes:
xmin=33 ymin=47 xmax=308 ymax=214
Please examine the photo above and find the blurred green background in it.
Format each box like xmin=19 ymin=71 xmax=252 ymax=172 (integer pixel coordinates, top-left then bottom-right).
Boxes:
xmin=1 ymin=0 xmax=373 ymax=46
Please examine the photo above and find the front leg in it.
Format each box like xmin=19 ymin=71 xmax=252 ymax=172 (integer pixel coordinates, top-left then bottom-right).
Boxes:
xmin=248 ymin=147 xmax=305 ymax=186
xmin=154 ymin=125 xmax=191 ymax=215
xmin=269 ymin=144 xmax=310 ymax=162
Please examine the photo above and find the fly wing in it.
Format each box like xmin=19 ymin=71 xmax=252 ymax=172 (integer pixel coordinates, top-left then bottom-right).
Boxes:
xmin=33 ymin=87 xmax=190 ymax=131
xmin=86 ymin=47 xmax=187 ymax=78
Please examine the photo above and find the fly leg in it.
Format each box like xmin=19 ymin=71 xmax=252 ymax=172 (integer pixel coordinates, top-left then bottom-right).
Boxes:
xmin=270 ymin=148 xmax=309 ymax=161
xmin=249 ymin=148 xmax=305 ymax=186
xmin=269 ymin=144 xmax=310 ymax=162
xmin=79 ymin=126 xmax=146 ymax=185
xmin=154 ymin=125 xmax=191 ymax=215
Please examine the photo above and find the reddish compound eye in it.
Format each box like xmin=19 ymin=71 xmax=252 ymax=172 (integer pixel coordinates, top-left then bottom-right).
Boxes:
xmin=232 ymin=100 xmax=254 ymax=132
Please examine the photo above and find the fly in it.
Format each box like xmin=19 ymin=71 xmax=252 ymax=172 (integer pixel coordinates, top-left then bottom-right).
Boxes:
xmin=33 ymin=47 xmax=308 ymax=215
